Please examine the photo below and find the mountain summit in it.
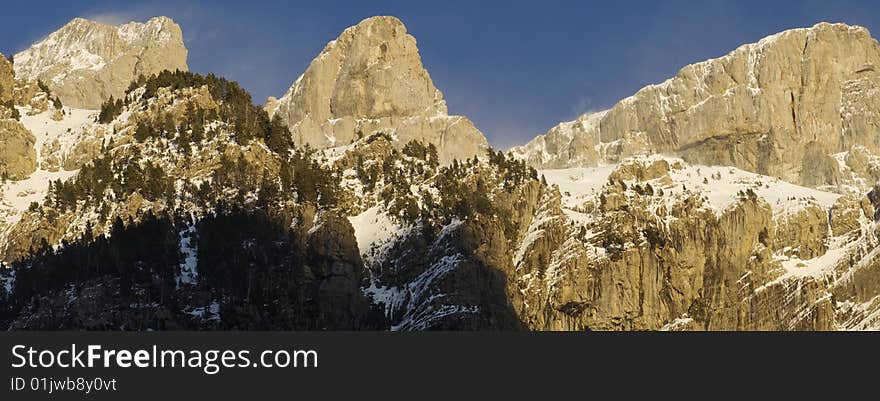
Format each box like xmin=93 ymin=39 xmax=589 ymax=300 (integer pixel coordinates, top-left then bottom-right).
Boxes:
xmin=13 ymin=16 xmax=188 ymax=109
xmin=514 ymin=22 xmax=880 ymax=190
xmin=267 ymin=16 xmax=488 ymax=164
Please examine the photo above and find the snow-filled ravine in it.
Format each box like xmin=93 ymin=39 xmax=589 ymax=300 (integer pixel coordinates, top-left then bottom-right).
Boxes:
xmin=1 ymin=107 xmax=94 ymax=230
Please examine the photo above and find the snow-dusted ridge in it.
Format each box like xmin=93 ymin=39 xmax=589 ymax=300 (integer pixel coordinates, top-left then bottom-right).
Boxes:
xmin=13 ymin=17 xmax=177 ymax=82
xmin=542 ymin=155 xmax=842 ymax=218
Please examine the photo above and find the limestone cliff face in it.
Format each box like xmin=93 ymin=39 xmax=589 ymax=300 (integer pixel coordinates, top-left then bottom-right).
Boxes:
xmin=13 ymin=17 xmax=188 ymax=109
xmin=514 ymin=23 xmax=880 ymax=189
xmin=4 ymin=17 xmax=880 ymax=332
xmin=0 ymin=54 xmax=13 ymax=103
xmin=268 ymin=16 xmax=488 ymax=164
xmin=0 ymin=120 xmax=36 ymax=180
xmin=497 ymin=158 xmax=878 ymax=330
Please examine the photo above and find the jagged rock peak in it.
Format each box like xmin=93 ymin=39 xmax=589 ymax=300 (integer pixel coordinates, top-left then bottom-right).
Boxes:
xmin=13 ymin=16 xmax=188 ymax=109
xmin=269 ymin=15 xmax=488 ymax=164
xmin=514 ymin=22 xmax=880 ymax=189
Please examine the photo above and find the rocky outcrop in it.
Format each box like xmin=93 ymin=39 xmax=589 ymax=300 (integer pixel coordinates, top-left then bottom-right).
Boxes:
xmin=0 ymin=53 xmax=13 ymax=104
xmin=0 ymin=54 xmax=16 ymax=121
xmin=0 ymin=119 xmax=37 ymax=180
xmin=773 ymin=205 xmax=828 ymax=259
xmin=13 ymin=16 xmax=188 ymax=109
xmin=498 ymin=158 xmax=876 ymax=330
xmin=268 ymin=16 xmax=488 ymax=164
xmin=514 ymin=23 xmax=880 ymax=189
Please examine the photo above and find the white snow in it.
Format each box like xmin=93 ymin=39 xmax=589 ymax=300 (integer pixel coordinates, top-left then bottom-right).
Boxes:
xmin=660 ymin=316 xmax=695 ymax=331
xmin=540 ymin=165 xmax=616 ymax=209
xmin=542 ymin=156 xmax=860 ymax=293
xmin=14 ymin=17 xmax=175 ymax=80
xmin=387 ymin=253 xmax=471 ymax=331
xmin=318 ymin=142 xmax=357 ymax=166
xmin=363 ymin=278 xmax=403 ymax=316
xmin=663 ymin=161 xmax=841 ymax=216
xmin=542 ymin=156 xmax=841 ymax=217
xmin=513 ymin=214 xmax=560 ymax=267
xmin=1 ymin=107 xmax=93 ymax=230
xmin=177 ymin=225 xmax=198 ymax=286
xmin=187 ymin=301 xmax=221 ymax=322
xmin=775 ymin=246 xmax=849 ymax=280
xmin=513 ymin=110 xmax=609 ymax=167
xmin=837 ymin=296 xmax=880 ymax=331
xmin=14 ymin=31 xmax=107 ymax=78
xmin=0 ymin=268 xmax=14 ymax=296
xmin=437 ymin=218 xmax=464 ymax=240
xmin=348 ymin=206 xmax=403 ymax=266
xmin=118 ymin=18 xmax=173 ymax=44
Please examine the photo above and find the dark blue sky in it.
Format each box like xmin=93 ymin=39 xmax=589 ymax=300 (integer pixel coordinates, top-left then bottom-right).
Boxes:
xmin=2 ymin=0 xmax=878 ymax=148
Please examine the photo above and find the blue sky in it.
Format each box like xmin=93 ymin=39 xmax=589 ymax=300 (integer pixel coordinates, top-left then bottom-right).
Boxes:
xmin=1 ymin=0 xmax=878 ymax=148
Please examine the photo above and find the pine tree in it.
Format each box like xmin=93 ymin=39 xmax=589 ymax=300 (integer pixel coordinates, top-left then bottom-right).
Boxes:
xmin=266 ymin=114 xmax=291 ymax=154
xmin=163 ymin=113 xmax=175 ymax=136
xmin=134 ymin=121 xmax=151 ymax=142
xmin=37 ymin=80 xmax=50 ymax=94
xmin=98 ymin=97 xmax=124 ymax=123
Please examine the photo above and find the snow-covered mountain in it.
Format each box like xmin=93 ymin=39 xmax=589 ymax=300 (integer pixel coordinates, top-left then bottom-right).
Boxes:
xmin=267 ymin=16 xmax=488 ymax=165
xmin=513 ymin=22 xmax=880 ymax=191
xmin=13 ymin=16 xmax=187 ymax=109
xmin=0 ymin=16 xmax=879 ymax=331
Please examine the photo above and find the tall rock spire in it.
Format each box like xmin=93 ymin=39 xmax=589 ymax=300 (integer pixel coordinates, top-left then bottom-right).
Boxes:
xmin=269 ymin=16 xmax=488 ymax=164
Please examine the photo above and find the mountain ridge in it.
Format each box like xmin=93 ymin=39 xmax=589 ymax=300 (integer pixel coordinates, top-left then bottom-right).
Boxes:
xmin=513 ymin=22 xmax=880 ymax=191
xmin=12 ymin=16 xmax=188 ymax=109
xmin=1 ymin=16 xmax=879 ymax=331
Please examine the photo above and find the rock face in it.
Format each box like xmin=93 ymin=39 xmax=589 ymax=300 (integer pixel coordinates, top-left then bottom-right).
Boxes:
xmin=13 ymin=16 xmax=188 ymax=109
xmin=0 ymin=120 xmax=37 ymax=180
xmin=0 ymin=54 xmax=13 ymax=103
xmin=3 ymin=17 xmax=880 ymax=332
xmin=268 ymin=16 xmax=488 ymax=164
xmin=514 ymin=23 xmax=880 ymax=189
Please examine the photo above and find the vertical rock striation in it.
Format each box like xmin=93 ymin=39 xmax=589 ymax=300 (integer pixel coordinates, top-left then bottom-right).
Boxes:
xmin=514 ymin=23 xmax=880 ymax=189
xmin=268 ymin=16 xmax=488 ymax=164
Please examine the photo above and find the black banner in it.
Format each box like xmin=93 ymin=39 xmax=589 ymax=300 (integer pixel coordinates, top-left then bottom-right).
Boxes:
xmin=0 ymin=332 xmax=875 ymax=399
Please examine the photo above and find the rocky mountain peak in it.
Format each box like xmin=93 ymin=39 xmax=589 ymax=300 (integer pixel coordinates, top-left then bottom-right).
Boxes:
xmin=13 ymin=16 xmax=188 ymax=109
xmin=2 ymin=16 xmax=880 ymax=332
xmin=514 ymin=22 xmax=880 ymax=190
xmin=269 ymin=16 xmax=488 ymax=164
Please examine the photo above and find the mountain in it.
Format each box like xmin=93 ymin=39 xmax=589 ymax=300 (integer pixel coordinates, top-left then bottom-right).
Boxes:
xmin=513 ymin=22 xmax=880 ymax=191
xmin=266 ymin=16 xmax=488 ymax=164
xmin=13 ymin=16 xmax=188 ymax=109
xmin=0 ymin=16 xmax=879 ymax=331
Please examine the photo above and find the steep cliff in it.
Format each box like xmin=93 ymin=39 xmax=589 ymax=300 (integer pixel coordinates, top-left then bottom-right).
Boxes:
xmin=2 ymin=17 xmax=879 ymax=331
xmin=0 ymin=120 xmax=36 ymax=180
xmin=0 ymin=54 xmax=13 ymax=104
xmin=268 ymin=16 xmax=488 ymax=164
xmin=514 ymin=23 xmax=880 ymax=191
